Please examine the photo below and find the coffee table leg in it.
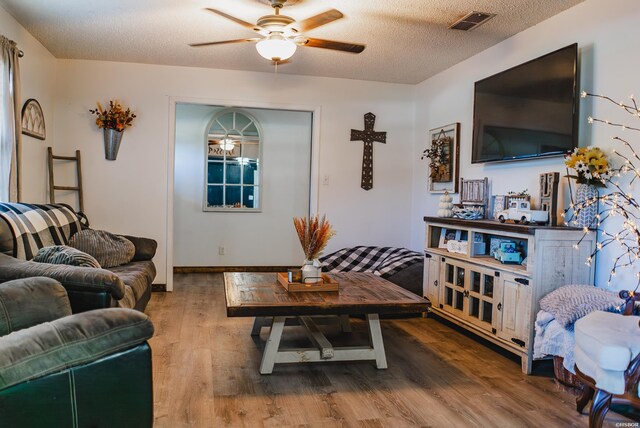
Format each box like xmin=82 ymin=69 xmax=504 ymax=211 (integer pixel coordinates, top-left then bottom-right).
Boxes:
xmin=366 ymin=313 xmax=388 ymax=369
xmin=251 ymin=316 xmax=271 ymax=336
xmin=339 ymin=314 xmax=352 ymax=333
xmin=260 ymin=316 xmax=286 ymax=374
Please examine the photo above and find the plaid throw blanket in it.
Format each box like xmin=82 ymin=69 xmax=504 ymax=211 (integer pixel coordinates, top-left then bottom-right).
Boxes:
xmin=320 ymin=246 xmax=422 ymax=277
xmin=0 ymin=203 xmax=82 ymax=260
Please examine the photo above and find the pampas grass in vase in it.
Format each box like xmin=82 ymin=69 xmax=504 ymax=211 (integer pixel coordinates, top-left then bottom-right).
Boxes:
xmin=293 ymin=214 xmax=336 ymax=283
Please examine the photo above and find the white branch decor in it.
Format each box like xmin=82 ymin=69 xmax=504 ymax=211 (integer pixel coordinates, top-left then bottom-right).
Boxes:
xmin=564 ymin=91 xmax=640 ymax=305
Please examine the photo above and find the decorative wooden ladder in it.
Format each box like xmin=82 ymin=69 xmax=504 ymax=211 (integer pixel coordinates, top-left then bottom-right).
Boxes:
xmin=47 ymin=147 xmax=84 ymax=212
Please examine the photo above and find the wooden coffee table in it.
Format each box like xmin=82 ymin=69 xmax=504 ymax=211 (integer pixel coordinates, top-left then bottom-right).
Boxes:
xmin=224 ymin=272 xmax=430 ymax=374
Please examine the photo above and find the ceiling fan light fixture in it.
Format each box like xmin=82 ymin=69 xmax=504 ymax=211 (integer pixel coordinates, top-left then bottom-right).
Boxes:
xmin=218 ymin=138 xmax=236 ymax=151
xmin=256 ymin=33 xmax=297 ymax=61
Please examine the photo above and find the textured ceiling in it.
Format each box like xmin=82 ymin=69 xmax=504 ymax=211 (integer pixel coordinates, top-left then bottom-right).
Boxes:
xmin=0 ymin=0 xmax=584 ymax=84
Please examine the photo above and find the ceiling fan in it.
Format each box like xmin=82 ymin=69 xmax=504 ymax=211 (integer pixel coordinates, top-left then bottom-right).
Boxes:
xmin=189 ymin=0 xmax=365 ymax=62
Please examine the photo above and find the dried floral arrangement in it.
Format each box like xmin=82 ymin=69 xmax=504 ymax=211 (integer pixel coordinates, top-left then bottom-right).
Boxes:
xmin=421 ymin=131 xmax=451 ymax=181
xmin=507 ymin=189 xmax=530 ymax=198
xmin=565 ymin=91 xmax=640 ymax=306
xmin=89 ymin=100 xmax=136 ymax=131
xmin=293 ymin=214 xmax=336 ymax=260
xmin=564 ymin=146 xmax=611 ymax=187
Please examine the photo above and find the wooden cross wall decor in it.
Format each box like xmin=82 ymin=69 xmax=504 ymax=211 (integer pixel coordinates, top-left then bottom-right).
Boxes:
xmin=350 ymin=112 xmax=387 ymax=190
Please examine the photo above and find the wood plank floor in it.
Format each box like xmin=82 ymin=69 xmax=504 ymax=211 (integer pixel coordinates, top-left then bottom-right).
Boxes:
xmin=146 ymin=273 xmax=637 ymax=427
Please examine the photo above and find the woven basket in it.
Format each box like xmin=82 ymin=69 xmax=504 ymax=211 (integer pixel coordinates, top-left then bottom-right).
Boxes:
xmin=452 ymin=206 xmax=484 ymax=220
xmin=553 ymin=356 xmax=580 ymax=387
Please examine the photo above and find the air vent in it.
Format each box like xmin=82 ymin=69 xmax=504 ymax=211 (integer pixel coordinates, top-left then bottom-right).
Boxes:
xmin=449 ymin=11 xmax=496 ymax=31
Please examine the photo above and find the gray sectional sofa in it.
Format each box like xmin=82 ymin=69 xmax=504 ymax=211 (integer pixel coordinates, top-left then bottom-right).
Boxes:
xmin=0 ymin=203 xmax=156 ymax=313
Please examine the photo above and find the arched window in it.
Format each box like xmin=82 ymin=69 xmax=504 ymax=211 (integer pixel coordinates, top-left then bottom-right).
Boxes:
xmin=204 ymin=109 xmax=262 ymax=211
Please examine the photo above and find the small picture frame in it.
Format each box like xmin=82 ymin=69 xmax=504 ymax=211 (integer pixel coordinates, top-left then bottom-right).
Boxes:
xmin=491 ymin=195 xmax=507 ymax=220
xmin=438 ymin=228 xmax=461 ymax=248
xmin=426 ymin=123 xmax=460 ymax=194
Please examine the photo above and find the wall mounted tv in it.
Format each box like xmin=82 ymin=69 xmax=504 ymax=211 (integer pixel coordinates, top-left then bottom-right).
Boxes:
xmin=472 ymin=43 xmax=578 ymax=163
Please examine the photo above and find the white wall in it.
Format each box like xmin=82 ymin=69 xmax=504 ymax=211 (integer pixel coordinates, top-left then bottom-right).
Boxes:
xmin=174 ymin=104 xmax=313 ymax=266
xmin=53 ymin=61 xmax=415 ymax=284
xmin=0 ymin=6 xmax=57 ymax=202
xmin=411 ymin=0 xmax=640 ymax=291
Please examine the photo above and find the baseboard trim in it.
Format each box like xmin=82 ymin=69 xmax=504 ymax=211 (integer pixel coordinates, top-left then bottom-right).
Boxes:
xmin=174 ymin=266 xmax=296 ymax=273
xmin=152 ymin=284 xmax=167 ymax=292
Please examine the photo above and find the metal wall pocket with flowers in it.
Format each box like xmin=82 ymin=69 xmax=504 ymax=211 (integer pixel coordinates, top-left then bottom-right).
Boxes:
xmin=89 ymin=100 xmax=136 ymax=160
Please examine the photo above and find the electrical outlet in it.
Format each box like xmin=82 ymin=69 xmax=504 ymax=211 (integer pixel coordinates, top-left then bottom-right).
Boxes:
xmin=218 ymin=246 xmax=225 ymax=255
xmin=322 ymin=174 xmax=330 ymax=185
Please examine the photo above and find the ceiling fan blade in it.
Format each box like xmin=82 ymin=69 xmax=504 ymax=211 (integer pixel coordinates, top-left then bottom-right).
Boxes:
xmin=189 ymin=38 xmax=261 ymax=47
xmin=300 ymin=38 xmax=365 ymax=54
xmin=205 ymin=8 xmax=263 ymax=33
xmin=289 ymin=9 xmax=343 ymax=33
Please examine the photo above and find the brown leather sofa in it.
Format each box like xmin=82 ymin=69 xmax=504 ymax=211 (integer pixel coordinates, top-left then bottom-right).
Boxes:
xmin=0 ymin=203 xmax=156 ymax=313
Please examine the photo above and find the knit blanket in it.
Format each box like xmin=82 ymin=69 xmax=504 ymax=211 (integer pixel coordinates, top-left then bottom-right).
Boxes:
xmin=533 ymin=310 xmax=576 ymax=373
xmin=0 ymin=203 xmax=82 ymax=260
xmin=320 ymin=246 xmax=422 ymax=277
xmin=539 ymin=284 xmax=624 ymax=328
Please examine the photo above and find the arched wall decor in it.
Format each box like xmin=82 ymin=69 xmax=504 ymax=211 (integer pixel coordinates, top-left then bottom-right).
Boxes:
xmin=203 ymin=108 xmax=263 ymax=212
xmin=21 ymin=98 xmax=46 ymax=140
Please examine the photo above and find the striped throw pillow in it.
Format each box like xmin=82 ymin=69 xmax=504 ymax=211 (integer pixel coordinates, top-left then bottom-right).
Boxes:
xmin=69 ymin=229 xmax=135 ymax=268
xmin=33 ymin=245 xmax=101 ymax=268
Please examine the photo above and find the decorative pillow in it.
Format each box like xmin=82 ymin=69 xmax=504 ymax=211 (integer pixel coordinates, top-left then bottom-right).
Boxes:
xmin=69 ymin=229 xmax=135 ymax=268
xmin=540 ymin=284 xmax=624 ymax=328
xmin=32 ymin=245 xmax=101 ymax=269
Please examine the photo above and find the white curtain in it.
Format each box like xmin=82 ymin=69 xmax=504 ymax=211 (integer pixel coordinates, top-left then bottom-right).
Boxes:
xmin=0 ymin=35 xmax=21 ymax=202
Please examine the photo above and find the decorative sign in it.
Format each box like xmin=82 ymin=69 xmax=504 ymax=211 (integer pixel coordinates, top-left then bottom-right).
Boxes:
xmin=425 ymin=123 xmax=459 ymax=193
xmin=21 ymin=98 xmax=46 ymax=140
xmin=491 ymin=195 xmax=507 ymax=220
xmin=539 ymin=172 xmax=560 ymax=226
xmin=350 ymin=112 xmax=387 ymax=191
xmin=458 ymin=177 xmax=489 ymax=219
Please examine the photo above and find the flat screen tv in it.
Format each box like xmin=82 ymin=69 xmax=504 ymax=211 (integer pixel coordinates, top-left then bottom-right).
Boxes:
xmin=472 ymin=43 xmax=578 ymax=163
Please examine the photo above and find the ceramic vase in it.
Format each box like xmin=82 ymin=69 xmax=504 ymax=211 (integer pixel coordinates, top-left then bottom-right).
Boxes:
xmin=574 ymin=183 xmax=598 ymax=228
xmin=301 ymin=259 xmax=322 ymax=284
xmin=103 ymin=128 xmax=124 ymax=161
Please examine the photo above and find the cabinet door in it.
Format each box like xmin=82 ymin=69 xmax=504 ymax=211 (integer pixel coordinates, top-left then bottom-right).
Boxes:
xmin=423 ymin=253 xmax=440 ymax=305
xmin=439 ymin=257 xmax=467 ymax=317
xmin=496 ymin=273 xmax=532 ymax=348
xmin=465 ymin=265 xmax=497 ymax=332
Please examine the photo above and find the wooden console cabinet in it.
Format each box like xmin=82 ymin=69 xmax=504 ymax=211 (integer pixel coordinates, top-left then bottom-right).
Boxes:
xmin=423 ymin=217 xmax=595 ymax=374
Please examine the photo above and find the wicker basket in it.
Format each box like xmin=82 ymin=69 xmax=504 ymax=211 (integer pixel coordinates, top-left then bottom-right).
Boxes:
xmin=553 ymin=356 xmax=580 ymax=387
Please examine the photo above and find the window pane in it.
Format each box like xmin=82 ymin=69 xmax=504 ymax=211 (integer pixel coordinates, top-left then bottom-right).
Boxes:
xmin=456 ymin=267 xmax=465 ymax=287
xmin=484 ymin=276 xmax=494 ymax=297
xmin=244 ymin=122 xmax=258 ymax=136
xmin=208 ymin=162 xmax=223 ymax=184
xmin=470 ymin=297 xmax=480 ymax=318
xmin=207 ymin=185 xmax=223 ymax=207
xmin=214 ymin=113 xmax=233 ymax=132
xmin=243 ymin=163 xmax=258 ymax=184
xmin=226 ymin=162 xmax=241 ymax=184
xmin=243 ymin=186 xmax=256 ymax=208
xmin=482 ymin=302 xmax=493 ymax=323
xmin=226 ymin=186 xmax=241 ymax=207
xmin=234 ymin=113 xmax=251 ymax=131
xmin=241 ymin=143 xmax=259 ymax=159
xmin=471 ymin=271 xmax=481 ymax=293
